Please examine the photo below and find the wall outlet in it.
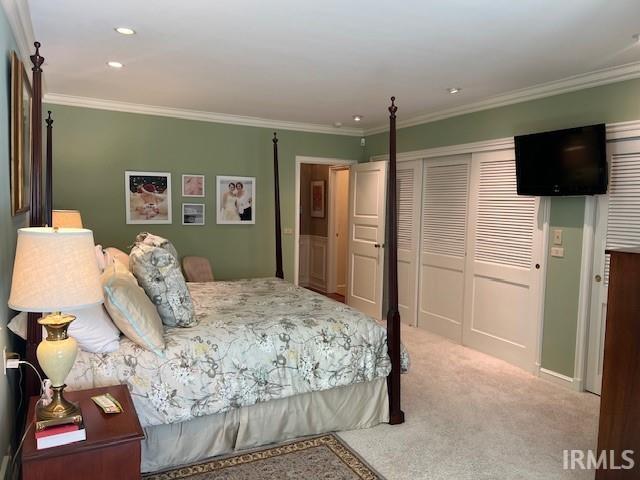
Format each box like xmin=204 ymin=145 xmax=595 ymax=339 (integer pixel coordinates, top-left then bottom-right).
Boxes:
xmin=553 ymin=229 xmax=563 ymax=245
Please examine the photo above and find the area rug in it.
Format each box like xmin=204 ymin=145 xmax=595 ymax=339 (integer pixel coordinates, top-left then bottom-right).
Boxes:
xmin=143 ymin=434 xmax=385 ymax=480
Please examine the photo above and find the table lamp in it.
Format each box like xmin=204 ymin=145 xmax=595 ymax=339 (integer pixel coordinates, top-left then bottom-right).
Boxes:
xmin=52 ymin=210 xmax=83 ymax=228
xmin=8 ymin=227 xmax=103 ymax=430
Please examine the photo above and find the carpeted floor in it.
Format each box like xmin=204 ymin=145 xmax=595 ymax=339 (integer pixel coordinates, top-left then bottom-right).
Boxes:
xmin=338 ymin=325 xmax=600 ymax=480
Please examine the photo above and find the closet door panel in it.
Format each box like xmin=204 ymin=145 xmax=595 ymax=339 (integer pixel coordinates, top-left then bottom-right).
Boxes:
xmin=417 ymin=155 xmax=470 ymax=341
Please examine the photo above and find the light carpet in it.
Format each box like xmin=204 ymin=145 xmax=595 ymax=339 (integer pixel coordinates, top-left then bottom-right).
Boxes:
xmin=338 ymin=325 xmax=600 ymax=480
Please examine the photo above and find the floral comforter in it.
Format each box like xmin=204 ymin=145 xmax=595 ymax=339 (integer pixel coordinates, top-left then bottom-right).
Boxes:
xmin=67 ymin=278 xmax=409 ymax=428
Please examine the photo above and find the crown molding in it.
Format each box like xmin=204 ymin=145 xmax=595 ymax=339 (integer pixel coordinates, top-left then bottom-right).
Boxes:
xmin=0 ymin=0 xmax=36 ymax=62
xmin=44 ymin=93 xmax=365 ymax=137
xmin=364 ymin=61 xmax=640 ymax=136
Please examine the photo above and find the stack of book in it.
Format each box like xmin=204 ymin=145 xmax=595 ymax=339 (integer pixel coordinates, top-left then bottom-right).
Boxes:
xmin=35 ymin=423 xmax=86 ymax=450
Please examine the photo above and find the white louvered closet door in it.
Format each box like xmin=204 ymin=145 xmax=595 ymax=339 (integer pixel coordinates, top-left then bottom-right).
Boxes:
xmin=396 ymin=160 xmax=423 ymax=326
xmin=462 ymin=149 xmax=543 ymax=372
xmin=417 ymin=155 xmax=470 ymax=341
xmin=587 ymin=138 xmax=640 ymax=395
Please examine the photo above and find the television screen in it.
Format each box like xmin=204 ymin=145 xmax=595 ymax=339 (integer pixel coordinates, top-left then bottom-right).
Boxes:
xmin=514 ymin=124 xmax=607 ymax=196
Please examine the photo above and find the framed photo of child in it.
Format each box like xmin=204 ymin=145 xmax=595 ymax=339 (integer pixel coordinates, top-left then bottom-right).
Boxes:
xmin=216 ymin=176 xmax=255 ymax=224
xmin=125 ymin=171 xmax=172 ymax=224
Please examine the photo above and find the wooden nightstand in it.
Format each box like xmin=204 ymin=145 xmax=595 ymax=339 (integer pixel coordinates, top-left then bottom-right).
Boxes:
xmin=22 ymin=385 xmax=145 ymax=480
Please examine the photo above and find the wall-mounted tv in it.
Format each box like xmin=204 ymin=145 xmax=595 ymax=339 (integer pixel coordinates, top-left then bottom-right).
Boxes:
xmin=514 ymin=124 xmax=607 ymax=196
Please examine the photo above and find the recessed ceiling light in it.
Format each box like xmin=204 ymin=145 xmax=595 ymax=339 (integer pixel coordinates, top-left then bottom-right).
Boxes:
xmin=633 ymin=33 xmax=640 ymax=44
xmin=115 ymin=27 xmax=136 ymax=35
xmin=107 ymin=61 xmax=124 ymax=69
xmin=447 ymin=87 xmax=461 ymax=94
xmin=353 ymin=115 xmax=362 ymax=122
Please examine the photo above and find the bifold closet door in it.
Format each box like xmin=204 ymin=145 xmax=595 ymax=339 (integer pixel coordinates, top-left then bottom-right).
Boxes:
xmin=396 ymin=160 xmax=422 ymax=326
xmin=417 ymin=155 xmax=470 ymax=340
xmin=587 ymin=138 xmax=640 ymax=395
xmin=463 ymin=149 xmax=543 ymax=372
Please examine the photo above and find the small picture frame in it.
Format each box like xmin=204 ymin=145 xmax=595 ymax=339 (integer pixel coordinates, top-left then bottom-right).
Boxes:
xmin=182 ymin=203 xmax=205 ymax=225
xmin=182 ymin=174 xmax=205 ymax=197
xmin=216 ymin=176 xmax=255 ymax=224
xmin=125 ymin=171 xmax=172 ymax=224
xmin=310 ymin=180 xmax=325 ymax=218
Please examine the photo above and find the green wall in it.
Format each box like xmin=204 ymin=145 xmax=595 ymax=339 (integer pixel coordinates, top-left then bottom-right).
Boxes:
xmin=0 ymin=7 xmax=25 ymax=467
xmin=48 ymin=105 xmax=364 ymax=281
xmin=365 ymin=78 xmax=640 ymax=377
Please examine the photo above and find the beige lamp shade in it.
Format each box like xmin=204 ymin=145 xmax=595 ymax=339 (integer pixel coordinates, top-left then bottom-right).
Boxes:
xmin=52 ymin=210 xmax=83 ymax=228
xmin=8 ymin=227 xmax=103 ymax=312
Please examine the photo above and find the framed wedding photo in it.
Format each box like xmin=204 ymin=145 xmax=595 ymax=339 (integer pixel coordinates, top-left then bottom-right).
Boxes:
xmin=216 ymin=175 xmax=255 ymax=224
xmin=125 ymin=171 xmax=172 ymax=224
xmin=310 ymin=180 xmax=325 ymax=218
xmin=182 ymin=203 xmax=205 ymax=225
xmin=182 ymin=174 xmax=205 ymax=197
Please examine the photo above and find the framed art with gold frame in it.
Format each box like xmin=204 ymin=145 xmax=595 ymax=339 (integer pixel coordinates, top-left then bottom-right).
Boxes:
xmin=10 ymin=51 xmax=32 ymax=216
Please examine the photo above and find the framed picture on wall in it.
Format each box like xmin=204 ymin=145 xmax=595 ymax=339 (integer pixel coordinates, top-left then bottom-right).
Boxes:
xmin=10 ymin=51 xmax=32 ymax=216
xmin=125 ymin=171 xmax=172 ymax=224
xmin=310 ymin=180 xmax=325 ymax=218
xmin=216 ymin=175 xmax=255 ymax=224
xmin=182 ymin=174 xmax=205 ymax=197
xmin=182 ymin=203 xmax=205 ymax=225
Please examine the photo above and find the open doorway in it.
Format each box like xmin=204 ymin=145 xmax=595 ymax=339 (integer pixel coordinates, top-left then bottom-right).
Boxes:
xmin=294 ymin=156 xmax=356 ymax=303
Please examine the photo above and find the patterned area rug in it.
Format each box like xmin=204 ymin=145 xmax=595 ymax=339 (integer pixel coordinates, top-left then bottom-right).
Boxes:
xmin=143 ymin=434 xmax=385 ymax=480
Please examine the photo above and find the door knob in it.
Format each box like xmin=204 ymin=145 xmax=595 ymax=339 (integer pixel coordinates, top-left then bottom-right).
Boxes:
xmin=374 ymin=243 xmax=383 ymax=248
xmin=535 ymin=264 xmax=540 ymax=269
xmin=595 ymin=274 xmax=602 ymax=283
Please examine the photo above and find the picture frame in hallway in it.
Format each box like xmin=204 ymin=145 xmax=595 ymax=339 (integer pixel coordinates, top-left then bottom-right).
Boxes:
xmin=182 ymin=174 xmax=205 ymax=197
xmin=310 ymin=180 xmax=325 ymax=218
xmin=216 ymin=176 xmax=255 ymax=224
xmin=125 ymin=171 xmax=172 ymax=224
xmin=182 ymin=203 xmax=205 ymax=225
xmin=10 ymin=51 xmax=32 ymax=216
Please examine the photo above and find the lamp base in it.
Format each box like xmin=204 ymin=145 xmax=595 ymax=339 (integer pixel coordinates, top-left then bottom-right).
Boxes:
xmin=35 ymin=385 xmax=83 ymax=432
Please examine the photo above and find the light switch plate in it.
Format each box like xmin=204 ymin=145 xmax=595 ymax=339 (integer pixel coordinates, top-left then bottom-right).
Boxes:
xmin=551 ymin=246 xmax=564 ymax=258
xmin=553 ymin=229 xmax=563 ymax=245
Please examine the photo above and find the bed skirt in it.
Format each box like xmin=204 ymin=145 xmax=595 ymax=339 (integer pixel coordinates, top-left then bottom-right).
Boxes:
xmin=141 ymin=377 xmax=389 ymax=473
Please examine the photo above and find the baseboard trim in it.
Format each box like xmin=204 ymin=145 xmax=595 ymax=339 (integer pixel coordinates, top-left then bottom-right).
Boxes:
xmin=538 ymin=367 xmax=583 ymax=392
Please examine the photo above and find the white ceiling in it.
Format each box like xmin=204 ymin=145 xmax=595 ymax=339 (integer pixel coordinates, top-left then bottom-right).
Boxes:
xmin=28 ymin=0 xmax=640 ymax=132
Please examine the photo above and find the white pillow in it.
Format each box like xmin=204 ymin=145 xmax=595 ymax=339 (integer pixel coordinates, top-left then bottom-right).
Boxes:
xmin=8 ymin=307 xmax=121 ymax=354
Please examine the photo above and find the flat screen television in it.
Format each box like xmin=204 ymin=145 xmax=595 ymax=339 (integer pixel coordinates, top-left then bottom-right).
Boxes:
xmin=514 ymin=124 xmax=607 ymax=196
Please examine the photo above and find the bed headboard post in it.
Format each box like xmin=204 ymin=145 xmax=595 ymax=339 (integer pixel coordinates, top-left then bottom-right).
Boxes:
xmin=45 ymin=111 xmax=53 ymax=226
xmin=272 ymin=132 xmax=284 ymax=279
xmin=25 ymin=42 xmax=47 ymax=399
xmin=386 ymin=96 xmax=404 ymax=425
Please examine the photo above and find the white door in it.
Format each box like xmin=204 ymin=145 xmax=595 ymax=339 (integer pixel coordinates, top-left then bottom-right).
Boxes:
xmin=397 ymin=160 xmax=423 ymax=326
xmin=418 ymin=155 xmax=471 ymax=340
xmin=586 ymin=138 xmax=640 ymax=394
xmin=334 ymin=169 xmax=349 ymax=296
xmin=463 ymin=149 xmax=544 ymax=372
xmin=347 ymin=161 xmax=388 ymax=319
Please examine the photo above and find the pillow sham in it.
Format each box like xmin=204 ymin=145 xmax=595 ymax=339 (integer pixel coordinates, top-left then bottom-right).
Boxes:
xmin=135 ymin=232 xmax=178 ymax=260
xmin=101 ymin=262 xmax=165 ymax=355
xmin=104 ymin=247 xmax=131 ymax=271
xmin=8 ymin=306 xmax=121 ymax=354
xmin=129 ymin=242 xmax=197 ymax=327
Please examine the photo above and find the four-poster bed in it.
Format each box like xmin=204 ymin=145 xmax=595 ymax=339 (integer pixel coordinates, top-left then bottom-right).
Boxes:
xmin=22 ymin=41 xmax=404 ymax=470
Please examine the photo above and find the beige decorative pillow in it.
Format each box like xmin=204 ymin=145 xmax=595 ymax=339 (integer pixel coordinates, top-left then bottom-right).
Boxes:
xmin=104 ymin=247 xmax=131 ymax=271
xmin=101 ymin=262 xmax=165 ymax=355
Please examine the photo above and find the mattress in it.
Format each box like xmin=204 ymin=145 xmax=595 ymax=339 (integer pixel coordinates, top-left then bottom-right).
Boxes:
xmin=66 ymin=278 xmax=409 ymax=428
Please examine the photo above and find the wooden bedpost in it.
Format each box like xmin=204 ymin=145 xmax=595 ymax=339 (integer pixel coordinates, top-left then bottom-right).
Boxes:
xmin=26 ymin=42 xmax=46 ymax=398
xmin=386 ymin=96 xmax=404 ymax=425
xmin=45 ymin=111 xmax=53 ymax=226
xmin=273 ymin=132 xmax=284 ymax=279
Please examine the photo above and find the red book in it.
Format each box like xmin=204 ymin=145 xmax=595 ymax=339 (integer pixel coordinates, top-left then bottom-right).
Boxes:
xmin=35 ymin=423 xmax=86 ymax=450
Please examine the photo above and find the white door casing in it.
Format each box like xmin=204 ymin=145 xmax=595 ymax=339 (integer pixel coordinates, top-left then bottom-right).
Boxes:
xmin=347 ymin=161 xmax=388 ymax=319
xmin=327 ymin=168 xmax=350 ymax=296
xmin=418 ymin=155 xmax=471 ymax=340
xmin=397 ymin=160 xmax=423 ymax=326
xmin=462 ymin=149 xmax=544 ymax=372
xmin=586 ymin=138 xmax=640 ymax=394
